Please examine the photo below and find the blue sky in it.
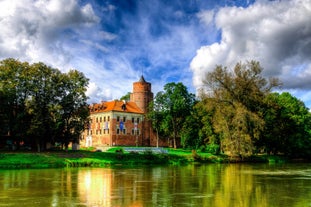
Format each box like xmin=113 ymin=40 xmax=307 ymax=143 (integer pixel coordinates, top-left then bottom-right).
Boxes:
xmin=0 ymin=0 xmax=310 ymax=109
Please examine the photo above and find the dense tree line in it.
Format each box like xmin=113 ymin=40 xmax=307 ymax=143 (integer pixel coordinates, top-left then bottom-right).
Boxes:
xmin=2 ymin=58 xmax=310 ymax=158
xmin=150 ymin=61 xmax=311 ymax=158
xmin=0 ymin=58 xmax=89 ymax=152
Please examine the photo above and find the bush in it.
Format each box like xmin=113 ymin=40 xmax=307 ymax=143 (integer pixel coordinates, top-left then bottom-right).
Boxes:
xmin=205 ymin=144 xmax=220 ymax=155
xmin=108 ymin=147 xmax=124 ymax=154
xmin=191 ymin=150 xmax=202 ymax=161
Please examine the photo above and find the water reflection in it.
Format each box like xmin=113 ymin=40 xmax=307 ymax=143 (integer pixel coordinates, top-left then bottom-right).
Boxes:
xmin=0 ymin=164 xmax=310 ymax=207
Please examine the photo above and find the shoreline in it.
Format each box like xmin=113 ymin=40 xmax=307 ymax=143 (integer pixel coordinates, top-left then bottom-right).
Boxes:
xmin=0 ymin=149 xmax=309 ymax=169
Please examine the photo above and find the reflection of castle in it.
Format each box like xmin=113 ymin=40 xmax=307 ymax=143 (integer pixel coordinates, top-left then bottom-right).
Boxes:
xmin=81 ymin=76 xmax=167 ymax=147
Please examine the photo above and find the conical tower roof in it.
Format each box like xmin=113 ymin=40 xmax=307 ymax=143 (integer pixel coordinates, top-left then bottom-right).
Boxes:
xmin=139 ymin=75 xmax=146 ymax=83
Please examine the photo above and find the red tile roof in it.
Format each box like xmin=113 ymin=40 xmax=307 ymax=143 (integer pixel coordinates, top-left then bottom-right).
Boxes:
xmin=90 ymin=100 xmax=144 ymax=114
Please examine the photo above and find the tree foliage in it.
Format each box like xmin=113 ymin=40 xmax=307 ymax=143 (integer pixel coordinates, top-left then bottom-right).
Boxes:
xmin=261 ymin=92 xmax=311 ymax=157
xmin=120 ymin=92 xmax=131 ymax=101
xmin=0 ymin=58 xmax=89 ymax=151
xmin=200 ymin=61 xmax=281 ymax=157
xmin=149 ymin=82 xmax=195 ymax=148
xmin=146 ymin=61 xmax=311 ymax=159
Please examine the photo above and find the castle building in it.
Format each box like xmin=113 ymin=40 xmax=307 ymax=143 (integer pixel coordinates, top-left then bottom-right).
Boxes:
xmin=81 ymin=76 xmax=165 ymax=148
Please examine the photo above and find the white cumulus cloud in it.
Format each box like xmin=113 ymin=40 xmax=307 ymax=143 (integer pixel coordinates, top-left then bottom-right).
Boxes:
xmin=191 ymin=0 xmax=311 ymax=105
xmin=0 ymin=0 xmax=98 ymax=69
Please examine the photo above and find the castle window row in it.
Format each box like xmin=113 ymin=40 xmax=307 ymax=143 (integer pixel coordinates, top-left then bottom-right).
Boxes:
xmin=93 ymin=116 xmax=111 ymax=123
xmin=87 ymin=128 xmax=140 ymax=135
xmin=116 ymin=128 xmax=140 ymax=135
xmin=116 ymin=116 xmax=140 ymax=123
xmin=93 ymin=116 xmax=140 ymax=123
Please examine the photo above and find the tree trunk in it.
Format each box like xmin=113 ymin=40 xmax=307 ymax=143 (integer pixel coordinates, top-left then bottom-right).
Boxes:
xmin=173 ymin=137 xmax=177 ymax=149
xmin=172 ymin=119 xmax=177 ymax=149
xmin=156 ymin=129 xmax=159 ymax=148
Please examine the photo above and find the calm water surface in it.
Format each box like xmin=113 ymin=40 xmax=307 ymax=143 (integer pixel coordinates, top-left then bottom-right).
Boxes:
xmin=0 ymin=163 xmax=310 ymax=207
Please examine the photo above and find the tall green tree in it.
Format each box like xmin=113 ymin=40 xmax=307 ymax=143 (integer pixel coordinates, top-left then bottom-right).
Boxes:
xmin=0 ymin=58 xmax=89 ymax=151
xmin=180 ymin=98 xmax=219 ymax=151
xmin=56 ymin=70 xmax=89 ymax=149
xmin=25 ymin=62 xmax=62 ymax=151
xmin=0 ymin=59 xmax=31 ymax=147
xmin=262 ymin=92 xmax=311 ymax=157
xmin=147 ymin=95 xmax=165 ymax=148
xmin=151 ymin=82 xmax=195 ymax=148
xmin=201 ymin=61 xmax=280 ymax=157
xmin=180 ymin=103 xmax=202 ymax=149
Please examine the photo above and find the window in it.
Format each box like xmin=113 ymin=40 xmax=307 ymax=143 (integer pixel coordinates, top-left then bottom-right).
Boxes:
xmin=108 ymin=116 xmax=110 ymax=121
xmin=100 ymin=117 xmax=102 ymax=122
xmin=117 ymin=128 xmax=126 ymax=134
xmin=117 ymin=116 xmax=120 ymax=122
xmin=123 ymin=116 xmax=126 ymax=122
xmin=103 ymin=121 xmax=109 ymax=130
xmin=132 ymin=128 xmax=139 ymax=135
xmin=104 ymin=116 xmax=106 ymax=122
xmin=132 ymin=117 xmax=140 ymax=123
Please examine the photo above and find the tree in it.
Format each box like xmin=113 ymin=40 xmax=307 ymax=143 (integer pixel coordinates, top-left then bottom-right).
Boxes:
xmin=0 ymin=58 xmax=89 ymax=151
xmin=180 ymin=98 xmax=219 ymax=151
xmin=0 ymin=59 xmax=31 ymax=148
xmin=201 ymin=61 xmax=280 ymax=157
xmin=25 ymin=62 xmax=63 ymax=151
xmin=150 ymin=82 xmax=195 ymax=148
xmin=56 ymin=70 xmax=89 ymax=149
xmin=120 ymin=92 xmax=131 ymax=101
xmin=147 ymin=95 xmax=165 ymax=148
xmin=179 ymin=100 xmax=204 ymax=149
xmin=262 ymin=92 xmax=311 ymax=157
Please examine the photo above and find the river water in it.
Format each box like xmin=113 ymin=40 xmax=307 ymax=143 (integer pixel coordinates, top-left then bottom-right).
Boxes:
xmin=0 ymin=163 xmax=310 ymax=207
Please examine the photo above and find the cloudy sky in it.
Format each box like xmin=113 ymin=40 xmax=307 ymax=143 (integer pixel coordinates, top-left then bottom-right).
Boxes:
xmin=0 ymin=0 xmax=310 ymax=108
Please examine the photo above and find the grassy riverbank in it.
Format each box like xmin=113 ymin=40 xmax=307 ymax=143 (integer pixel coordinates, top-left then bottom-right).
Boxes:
xmin=0 ymin=149 xmax=188 ymax=169
xmin=0 ymin=147 xmax=291 ymax=169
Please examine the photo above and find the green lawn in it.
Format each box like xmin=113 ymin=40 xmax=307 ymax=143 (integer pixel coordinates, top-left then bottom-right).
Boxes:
xmin=0 ymin=147 xmax=285 ymax=169
xmin=0 ymin=149 xmax=188 ymax=169
xmin=167 ymin=148 xmax=227 ymax=163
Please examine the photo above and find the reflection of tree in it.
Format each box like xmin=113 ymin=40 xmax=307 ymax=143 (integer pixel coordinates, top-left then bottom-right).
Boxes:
xmin=214 ymin=165 xmax=261 ymax=207
xmin=0 ymin=166 xmax=310 ymax=206
xmin=73 ymin=166 xmax=311 ymax=207
xmin=0 ymin=169 xmax=78 ymax=206
xmin=211 ymin=164 xmax=311 ymax=207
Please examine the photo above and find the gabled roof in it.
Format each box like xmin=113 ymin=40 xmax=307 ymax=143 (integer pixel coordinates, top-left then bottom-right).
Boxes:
xmin=90 ymin=100 xmax=144 ymax=114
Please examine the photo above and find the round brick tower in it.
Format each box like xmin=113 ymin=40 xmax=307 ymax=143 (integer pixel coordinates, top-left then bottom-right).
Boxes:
xmin=130 ymin=75 xmax=153 ymax=113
